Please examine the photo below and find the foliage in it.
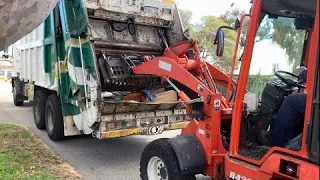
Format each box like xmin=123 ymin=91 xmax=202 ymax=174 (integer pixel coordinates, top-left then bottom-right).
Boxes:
xmin=179 ymin=9 xmax=239 ymax=72
xmin=179 ymin=9 xmax=193 ymax=30
xmin=178 ymin=6 xmax=306 ymax=76
xmin=254 ymin=15 xmax=305 ymax=70
xmin=219 ymin=8 xmax=306 ymax=71
xmin=272 ymin=18 xmax=305 ymax=69
xmin=220 ymin=8 xmax=250 ymax=45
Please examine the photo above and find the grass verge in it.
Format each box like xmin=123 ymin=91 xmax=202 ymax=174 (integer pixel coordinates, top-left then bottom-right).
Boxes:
xmin=0 ymin=123 xmax=81 ymax=180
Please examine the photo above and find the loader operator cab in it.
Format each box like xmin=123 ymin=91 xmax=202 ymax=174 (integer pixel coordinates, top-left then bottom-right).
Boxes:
xmin=215 ymin=0 xmax=318 ymax=158
xmin=246 ymin=15 xmax=312 ymax=149
xmin=139 ymin=1 xmax=318 ymax=179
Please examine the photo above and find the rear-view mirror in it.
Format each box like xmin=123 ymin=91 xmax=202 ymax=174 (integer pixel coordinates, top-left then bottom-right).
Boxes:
xmin=234 ymin=18 xmax=240 ymax=30
xmin=214 ymin=30 xmax=225 ymax=57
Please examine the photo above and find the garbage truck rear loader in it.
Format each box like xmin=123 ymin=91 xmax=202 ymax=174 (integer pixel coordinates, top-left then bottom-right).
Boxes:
xmin=12 ymin=0 xmax=189 ymax=141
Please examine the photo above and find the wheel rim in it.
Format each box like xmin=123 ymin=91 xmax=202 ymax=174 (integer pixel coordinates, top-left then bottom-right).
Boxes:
xmin=47 ymin=107 xmax=54 ymax=132
xmin=147 ymin=156 xmax=168 ymax=180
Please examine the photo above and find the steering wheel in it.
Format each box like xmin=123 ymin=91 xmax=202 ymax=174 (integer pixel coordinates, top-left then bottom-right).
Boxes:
xmin=275 ymin=71 xmax=306 ymax=89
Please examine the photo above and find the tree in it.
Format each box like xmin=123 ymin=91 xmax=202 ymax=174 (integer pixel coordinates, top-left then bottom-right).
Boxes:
xmin=191 ymin=16 xmax=238 ymax=72
xmin=220 ymin=8 xmax=250 ymax=43
xmin=272 ymin=18 xmax=305 ymax=69
xmin=178 ymin=9 xmax=242 ymax=72
xmin=179 ymin=9 xmax=193 ymax=30
xmin=220 ymin=8 xmax=245 ymax=25
xmin=255 ymin=16 xmax=306 ymax=70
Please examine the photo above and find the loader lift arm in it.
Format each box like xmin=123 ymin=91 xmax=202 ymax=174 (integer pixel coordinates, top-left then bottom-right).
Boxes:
xmin=133 ymin=39 xmax=235 ymax=177
xmin=138 ymin=0 xmax=319 ymax=179
xmin=132 ymin=39 xmax=234 ymax=117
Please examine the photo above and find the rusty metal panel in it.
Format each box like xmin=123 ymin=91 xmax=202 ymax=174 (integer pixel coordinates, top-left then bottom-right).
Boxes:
xmin=85 ymin=0 xmax=174 ymax=26
xmin=89 ymin=18 xmax=164 ymax=54
xmin=155 ymin=110 xmax=173 ymax=117
xmin=100 ymin=101 xmax=185 ymax=114
xmin=136 ymin=112 xmax=157 ymax=118
xmin=97 ymin=120 xmax=190 ymax=139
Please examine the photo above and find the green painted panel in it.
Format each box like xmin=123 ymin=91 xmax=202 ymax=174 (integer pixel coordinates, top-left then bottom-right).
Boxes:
xmin=43 ymin=13 xmax=56 ymax=74
xmin=49 ymin=0 xmax=97 ymax=116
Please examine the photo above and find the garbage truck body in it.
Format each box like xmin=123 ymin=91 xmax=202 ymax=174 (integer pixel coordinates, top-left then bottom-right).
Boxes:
xmin=11 ymin=0 xmax=189 ymax=141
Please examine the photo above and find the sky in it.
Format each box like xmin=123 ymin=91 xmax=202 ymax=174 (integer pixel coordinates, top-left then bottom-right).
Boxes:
xmin=176 ymin=0 xmax=251 ymax=23
xmin=175 ymin=0 xmax=292 ymax=75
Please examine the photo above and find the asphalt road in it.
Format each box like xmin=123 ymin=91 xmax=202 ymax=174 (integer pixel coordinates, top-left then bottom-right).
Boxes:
xmin=0 ymin=81 xmax=211 ymax=180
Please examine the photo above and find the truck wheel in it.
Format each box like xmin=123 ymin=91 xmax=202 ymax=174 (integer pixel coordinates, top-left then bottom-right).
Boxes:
xmin=13 ymin=86 xmax=23 ymax=106
xmin=45 ymin=94 xmax=64 ymax=141
xmin=140 ymin=138 xmax=196 ymax=180
xmin=33 ymin=90 xmax=48 ymax=130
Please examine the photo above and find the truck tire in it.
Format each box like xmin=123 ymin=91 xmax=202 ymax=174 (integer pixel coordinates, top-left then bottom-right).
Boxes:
xmin=13 ymin=86 xmax=23 ymax=106
xmin=33 ymin=90 xmax=48 ymax=130
xmin=140 ymin=138 xmax=196 ymax=180
xmin=45 ymin=94 xmax=64 ymax=141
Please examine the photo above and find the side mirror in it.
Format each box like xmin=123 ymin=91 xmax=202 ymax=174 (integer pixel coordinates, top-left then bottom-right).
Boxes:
xmin=183 ymin=29 xmax=190 ymax=39
xmin=214 ymin=29 xmax=225 ymax=57
xmin=234 ymin=18 xmax=240 ymax=30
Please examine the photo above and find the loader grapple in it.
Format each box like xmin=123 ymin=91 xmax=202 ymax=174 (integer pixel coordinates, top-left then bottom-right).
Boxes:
xmin=98 ymin=55 xmax=163 ymax=91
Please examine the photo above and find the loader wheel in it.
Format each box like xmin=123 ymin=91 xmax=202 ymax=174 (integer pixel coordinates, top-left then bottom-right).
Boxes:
xmin=13 ymin=86 xmax=23 ymax=106
xmin=140 ymin=138 xmax=196 ymax=180
xmin=33 ymin=90 xmax=48 ymax=130
xmin=45 ymin=94 xmax=64 ymax=141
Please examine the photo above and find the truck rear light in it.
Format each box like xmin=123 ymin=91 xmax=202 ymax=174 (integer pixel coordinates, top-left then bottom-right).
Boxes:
xmin=161 ymin=8 xmax=172 ymax=15
xmin=107 ymin=122 xmax=117 ymax=130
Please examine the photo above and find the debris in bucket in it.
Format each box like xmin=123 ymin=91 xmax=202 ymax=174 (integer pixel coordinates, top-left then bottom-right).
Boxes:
xmin=101 ymin=92 xmax=114 ymax=98
xmin=101 ymin=87 xmax=178 ymax=103
xmin=145 ymin=90 xmax=178 ymax=103
xmin=141 ymin=89 xmax=156 ymax=101
xmin=122 ymin=92 xmax=143 ymax=102
xmin=102 ymin=91 xmax=129 ymax=101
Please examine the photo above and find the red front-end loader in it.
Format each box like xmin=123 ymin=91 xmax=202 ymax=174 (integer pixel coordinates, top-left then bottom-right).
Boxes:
xmin=133 ymin=0 xmax=319 ymax=179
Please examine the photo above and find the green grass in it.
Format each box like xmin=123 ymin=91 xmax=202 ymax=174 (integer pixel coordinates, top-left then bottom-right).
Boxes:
xmin=0 ymin=123 xmax=80 ymax=180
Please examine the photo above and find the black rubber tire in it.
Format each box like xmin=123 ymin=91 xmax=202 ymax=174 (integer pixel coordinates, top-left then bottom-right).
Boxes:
xmin=140 ymin=138 xmax=196 ymax=180
xmin=33 ymin=90 xmax=48 ymax=130
xmin=13 ymin=86 xmax=23 ymax=106
xmin=45 ymin=94 xmax=64 ymax=141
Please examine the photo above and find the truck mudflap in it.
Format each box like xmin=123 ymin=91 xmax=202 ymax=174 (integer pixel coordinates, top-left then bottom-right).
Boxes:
xmin=95 ymin=101 xmax=190 ymax=139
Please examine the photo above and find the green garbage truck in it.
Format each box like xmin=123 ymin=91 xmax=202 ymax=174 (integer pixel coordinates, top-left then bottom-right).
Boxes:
xmin=11 ymin=0 xmax=189 ymax=141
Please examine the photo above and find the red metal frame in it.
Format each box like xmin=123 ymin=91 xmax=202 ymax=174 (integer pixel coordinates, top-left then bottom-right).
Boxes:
xmin=225 ymin=0 xmax=319 ymax=179
xmin=134 ymin=0 xmax=319 ymax=178
xmin=226 ymin=13 xmax=251 ymax=104
xmin=229 ymin=0 xmax=320 ymax=165
xmin=133 ymin=37 xmax=232 ymax=177
xmin=229 ymin=0 xmax=262 ymax=157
